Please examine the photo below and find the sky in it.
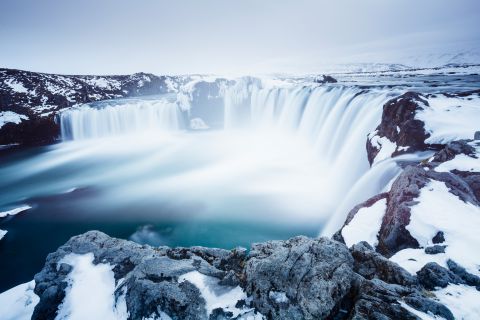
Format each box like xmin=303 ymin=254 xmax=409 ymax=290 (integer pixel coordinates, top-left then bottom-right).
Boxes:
xmin=1 ymin=0 xmax=479 ymax=75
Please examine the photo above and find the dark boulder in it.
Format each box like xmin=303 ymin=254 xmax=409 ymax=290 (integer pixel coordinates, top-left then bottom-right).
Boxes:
xmin=447 ymin=259 xmax=480 ymax=288
xmin=416 ymin=262 xmax=464 ymax=290
xmin=424 ymin=245 xmax=446 ymax=255
xmin=349 ymin=242 xmax=418 ymax=287
xmin=314 ymin=75 xmax=338 ymax=84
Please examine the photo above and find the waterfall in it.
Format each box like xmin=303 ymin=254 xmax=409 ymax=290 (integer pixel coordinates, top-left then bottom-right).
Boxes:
xmin=224 ymin=82 xmax=396 ymax=194
xmin=58 ymin=78 xmax=404 ymax=235
xmin=60 ymin=99 xmax=186 ymax=140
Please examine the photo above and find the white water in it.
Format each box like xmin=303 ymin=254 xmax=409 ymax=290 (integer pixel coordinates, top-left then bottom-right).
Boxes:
xmin=60 ymin=99 xmax=186 ymax=140
xmin=224 ymin=83 xmax=396 ymax=198
xmin=53 ymin=80 xmax=400 ymax=233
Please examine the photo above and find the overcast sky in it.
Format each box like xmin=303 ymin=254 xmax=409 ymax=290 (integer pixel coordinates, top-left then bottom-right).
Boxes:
xmin=1 ymin=0 xmax=479 ymax=75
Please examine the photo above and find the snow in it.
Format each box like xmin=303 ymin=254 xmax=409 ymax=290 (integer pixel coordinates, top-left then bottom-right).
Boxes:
xmin=0 ymin=111 xmax=29 ymax=128
xmin=368 ymin=131 xmax=398 ymax=164
xmin=5 ymin=79 xmax=29 ymax=94
xmin=85 ymin=77 xmax=121 ymax=90
xmin=0 ymin=229 xmax=7 ymax=240
xmin=190 ymin=118 xmax=209 ymax=130
xmin=178 ymin=271 xmax=257 ymax=318
xmin=164 ymin=77 xmax=178 ymax=92
xmin=0 ymin=205 xmax=32 ymax=218
xmin=341 ymin=198 xmax=387 ymax=247
xmin=0 ymin=280 xmax=39 ymax=320
xmin=55 ymin=253 xmax=128 ymax=320
xmin=416 ymin=95 xmax=480 ymax=144
xmin=390 ymin=248 xmax=448 ymax=275
xmin=405 ymin=180 xmax=480 ymax=276
xmin=435 ymin=142 xmax=480 ymax=173
xmin=434 ymin=284 xmax=480 ymax=319
xmin=398 ymin=301 xmax=443 ymax=320
xmin=435 ymin=154 xmax=480 ymax=173
xmin=268 ymin=291 xmax=289 ymax=303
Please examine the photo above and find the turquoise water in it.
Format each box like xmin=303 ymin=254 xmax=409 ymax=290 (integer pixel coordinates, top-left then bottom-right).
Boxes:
xmin=0 ymin=131 xmax=328 ymax=291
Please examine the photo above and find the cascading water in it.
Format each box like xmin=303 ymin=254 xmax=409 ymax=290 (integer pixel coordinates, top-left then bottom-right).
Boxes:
xmin=55 ymin=80 xmax=402 ymax=233
xmin=60 ymin=99 xmax=186 ymax=140
xmin=223 ymin=81 xmax=399 ymax=207
xmin=1 ymin=77 xmax=409 ymax=290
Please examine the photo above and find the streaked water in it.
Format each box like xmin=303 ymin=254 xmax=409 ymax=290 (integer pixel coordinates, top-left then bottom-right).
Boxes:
xmin=0 ymin=83 xmax=400 ymax=291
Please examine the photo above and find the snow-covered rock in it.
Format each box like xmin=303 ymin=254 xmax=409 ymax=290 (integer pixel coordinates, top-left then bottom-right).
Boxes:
xmin=14 ymin=231 xmax=454 ymax=320
xmin=0 ymin=68 xmax=183 ymax=145
xmin=366 ymin=90 xmax=480 ymax=165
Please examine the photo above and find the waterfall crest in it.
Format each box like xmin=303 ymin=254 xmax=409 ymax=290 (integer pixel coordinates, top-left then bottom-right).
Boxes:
xmin=60 ymin=99 xmax=186 ymax=140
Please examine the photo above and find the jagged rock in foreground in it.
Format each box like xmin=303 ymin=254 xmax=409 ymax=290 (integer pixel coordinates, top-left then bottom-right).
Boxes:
xmin=28 ymin=231 xmax=453 ymax=320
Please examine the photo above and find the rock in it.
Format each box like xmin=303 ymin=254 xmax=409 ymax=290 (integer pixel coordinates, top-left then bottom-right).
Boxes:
xmin=30 ymin=231 xmax=454 ymax=320
xmin=474 ymin=131 xmax=480 ymax=140
xmin=416 ymin=262 xmax=464 ymax=290
xmin=427 ymin=140 xmax=480 ymax=202
xmin=366 ymin=92 xmax=430 ymax=165
xmin=447 ymin=259 xmax=480 ymax=287
xmin=314 ymin=75 xmax=338 ymax=84
xmin=32 ymin=231 xmax=245 ymax=320
xmin=375 ymin=165 xmax=478 ymax=256
xmin=244 ymin=236 xmax=355 ymax=319
xmin=351 ymin=278 xmax=454 ymax=320
xmin=349 ymin=279 xmax=418 ymax=320
xmin=432 ymin=231 xmax=445 ymax=244
xmin=349 ymin=242 xmax=418 ymax=287
xmin=187 ymin=78 xmax=233 ymax=129
xmin=336 ymin=160 xmax=479 ymax=258
xmin=403 ymin=293 xmax=454 ymax=320
xmin=430 ymin=140 xmax=476 ymax=163
xmin=425 ymin=245 xmax=446 ymax=255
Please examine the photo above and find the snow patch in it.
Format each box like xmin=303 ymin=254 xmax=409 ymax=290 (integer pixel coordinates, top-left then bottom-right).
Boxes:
xmin=406 ymin=180 xmax=480 ymax=276
xmin=5 ymin=79 xmax=29 ymax=94
xmin=0 ymin=111 xmax=29 ymax=128
xmin=0 ymin=229 xmax=7 ymax=240
xmin=0 ymin=205 xmax=32 ymax=218
xmin=369 ymin=131 xmax=398 ymax=164
xmin=55 ymin=253 xmax=128 ymax=320
xmin=178 ymin=271 xmax=260 ymax=318
xmin=0 ymin=280 xmax=39 ymax=320
xmin=417 ymin=95 xmax=480 ymax=144
xmin=341 ymin=198 xmax=387 ymax=247
xmin=390 ymin=248 xmax=448 ymax=275
xmin=434 ymin=284 xmax=480 ymax=319
xmin=398 ymin=301 xmax=442 ymax=320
